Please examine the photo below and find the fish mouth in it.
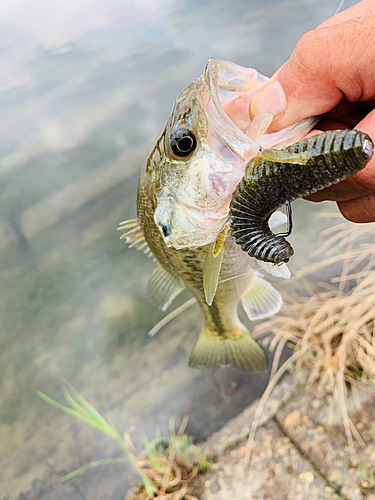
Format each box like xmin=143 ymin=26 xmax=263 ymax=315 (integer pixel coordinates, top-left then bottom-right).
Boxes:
xmin=202 ymin=58 xmax=264 ymax=159
xmin=202 ymin=58 xmax=319 ymax=152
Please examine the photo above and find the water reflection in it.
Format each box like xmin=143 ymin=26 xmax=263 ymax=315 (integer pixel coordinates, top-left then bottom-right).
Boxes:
xmin=0 ymin=0 xmax=357 ymax=498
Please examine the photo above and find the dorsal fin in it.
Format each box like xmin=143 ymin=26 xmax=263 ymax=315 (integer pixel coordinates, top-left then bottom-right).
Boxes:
xmin=117 ymin=218 xmax=152 ymax=256
xmin=147 ymin=264 xmax=185 ymax=311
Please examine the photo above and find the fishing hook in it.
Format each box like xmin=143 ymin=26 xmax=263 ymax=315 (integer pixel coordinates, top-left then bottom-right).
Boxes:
xmin=275 ymin=201 xmax=292 ymax=238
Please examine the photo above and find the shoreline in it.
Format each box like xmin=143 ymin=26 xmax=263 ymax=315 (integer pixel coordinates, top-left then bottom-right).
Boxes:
xmin=129 ymin=371 xmax=375 ymax=500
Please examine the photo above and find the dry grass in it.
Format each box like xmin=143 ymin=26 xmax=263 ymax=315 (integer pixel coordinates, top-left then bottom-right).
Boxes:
xmin=248 ymin=216 xmax=375 ymax=456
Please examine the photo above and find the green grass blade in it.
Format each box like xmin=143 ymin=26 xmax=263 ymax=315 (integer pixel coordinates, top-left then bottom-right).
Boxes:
xmin=37 ymin=391 xmax=100 ymax=425
xmin=61 ymin=458 xmax=128 ymax=481
xmin=168 ymin=418 xmax=176 ymax=437
xmin=141 ymin=436 xmax=165 ymax=474
xmin=106 ymin=413 xmax=120 ymax=433
xmin=154 ymin=426 xmax=164 ymax=455
xmin=146 ymin=436 xmax=169 ymax=451
xmin=65 ymin=384 xmax=119 ymax=433
xmin=37 ymin=391 xmax=123 ymax=445
xmin=61 ymin=385 xmax=93 ymax=419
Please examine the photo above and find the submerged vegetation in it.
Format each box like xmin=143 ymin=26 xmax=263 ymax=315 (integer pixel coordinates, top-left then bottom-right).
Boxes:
xmin=251 ymin=215 xmax=375 ymax=452
xmin=38 ymin=385 xmax=211 ymax=499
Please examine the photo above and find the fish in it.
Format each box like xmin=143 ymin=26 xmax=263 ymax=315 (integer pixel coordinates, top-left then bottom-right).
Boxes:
xmin=119 ymin=58 xmax=318 ymax=371
xmin=230 ymin=130 xmax=374 ymax=264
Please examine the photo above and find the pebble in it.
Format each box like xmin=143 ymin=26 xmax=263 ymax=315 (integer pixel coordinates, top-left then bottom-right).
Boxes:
xmin=284 ymin=411 xmax=301 ymax=427
xmin=314 ymin=446 xmax=326 ymax=461
xmin=299 ymin=471 xmax=315 ymax=483
xmin=209 ymin=480 xmax=221 ymax=494
xmin=350 ymin=487 xmax=361 ymax=500
xmin=238 ymin=446 xmax=249 ymax=457
xmin=324 ymin=486 xmax=335 ymax=494
xmin=329 ymin=470 xmax=342 ymax=482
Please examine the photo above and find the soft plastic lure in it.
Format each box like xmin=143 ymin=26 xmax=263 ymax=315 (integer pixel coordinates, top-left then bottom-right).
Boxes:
xmin=230 ymin=129 xmax=374 ymax=264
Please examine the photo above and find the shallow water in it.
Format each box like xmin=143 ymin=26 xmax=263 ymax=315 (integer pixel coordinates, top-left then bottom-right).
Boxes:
xmin=0 ymin=0 xmax=358 ymax=498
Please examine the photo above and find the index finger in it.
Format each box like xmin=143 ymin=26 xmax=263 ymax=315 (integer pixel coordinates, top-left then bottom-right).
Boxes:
xmin=251 ymin=15 xmax=375 ymax=131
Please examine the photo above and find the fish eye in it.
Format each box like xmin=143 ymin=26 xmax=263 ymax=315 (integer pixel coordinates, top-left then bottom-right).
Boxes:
xmin=170 ymin=129 xmax=197 ymax=158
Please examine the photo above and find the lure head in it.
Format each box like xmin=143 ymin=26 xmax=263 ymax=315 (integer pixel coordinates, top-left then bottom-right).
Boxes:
xmin=357 ymin=133 xmax=374 ymax=163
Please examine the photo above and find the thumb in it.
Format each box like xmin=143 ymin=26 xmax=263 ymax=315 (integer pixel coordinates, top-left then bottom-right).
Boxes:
xmin=251 ymin=15 xmax=375 ymax=131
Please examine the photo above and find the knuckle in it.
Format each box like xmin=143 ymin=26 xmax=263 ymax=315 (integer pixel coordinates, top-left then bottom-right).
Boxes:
xmin=291 ymin=29 xmax=331 ymax=79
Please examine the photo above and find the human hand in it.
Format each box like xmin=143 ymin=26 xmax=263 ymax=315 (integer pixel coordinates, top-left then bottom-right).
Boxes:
xmin=250 ymin=0 xmax=375 ymax=222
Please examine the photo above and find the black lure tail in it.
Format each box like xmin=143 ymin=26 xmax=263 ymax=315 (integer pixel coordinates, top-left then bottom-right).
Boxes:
xmin=230 ymin=130 xmax=374 ymax=264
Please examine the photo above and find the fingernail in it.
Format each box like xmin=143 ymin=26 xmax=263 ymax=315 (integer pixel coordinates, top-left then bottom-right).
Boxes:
xmin=251 ymin=80 xmax=287 ymax=119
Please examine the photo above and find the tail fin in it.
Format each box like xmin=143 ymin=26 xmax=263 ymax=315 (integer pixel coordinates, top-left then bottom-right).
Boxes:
xmin=189 ymin=325 xmax=267 ymax=371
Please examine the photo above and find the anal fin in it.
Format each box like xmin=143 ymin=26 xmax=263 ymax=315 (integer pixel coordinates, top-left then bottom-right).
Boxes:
xmin=147 ymin=264 xmax=185 ymax=312
xmin=241 ymin=273 xmax=282 ymax=320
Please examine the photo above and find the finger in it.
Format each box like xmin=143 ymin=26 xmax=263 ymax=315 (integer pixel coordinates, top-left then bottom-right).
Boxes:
xmin=323 ymin=100 xmax=369 ymax=121
xmin=251 ymin=15 xmax=375 ymax=131
xmin=306 ymin=108 xmax=375 ymax=202
xmin=338 ymin=193 xmax=375 ymax=222
xmin=316 ymin=120 xmax=351 ymax=130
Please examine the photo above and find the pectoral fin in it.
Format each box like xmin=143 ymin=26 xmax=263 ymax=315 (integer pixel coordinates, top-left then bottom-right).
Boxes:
xmin=203 ymin=244 xmax=224 ymax=306
xmin=147 ymin=265 xmax=185 ymax=311
xmin=203 ymin=226 xmax=229 ymax=306
xmin=241 ymin=273 xmax=282 ymax=320
xmin=117 ymin=218 xmax=152 ymax=256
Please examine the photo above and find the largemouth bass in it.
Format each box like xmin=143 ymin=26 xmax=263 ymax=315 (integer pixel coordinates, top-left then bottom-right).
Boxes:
xmin=119 ymin=58 xmax=317 ymax=371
